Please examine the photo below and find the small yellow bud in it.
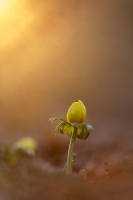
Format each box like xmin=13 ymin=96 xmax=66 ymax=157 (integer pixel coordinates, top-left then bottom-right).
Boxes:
xmin=14 ymin=137 xmax=37 ymax=151
xmin=66 ymin=100 xmax=87 ymax=123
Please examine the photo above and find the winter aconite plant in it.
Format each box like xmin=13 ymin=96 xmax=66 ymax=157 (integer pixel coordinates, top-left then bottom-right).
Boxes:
xmin=3 ymin=137 xmax=38 ymax=164
xmin=49 ymin=100 xmax=93 ymax=175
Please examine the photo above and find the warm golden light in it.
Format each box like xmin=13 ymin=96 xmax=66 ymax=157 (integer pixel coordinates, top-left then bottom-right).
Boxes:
xmin=0 ymin=0 xmax=15 ymax=16
xmin=0 ymin=0 xmax=7 ymax=14
xmin=0 ymin=0 xmax=5 ymax=6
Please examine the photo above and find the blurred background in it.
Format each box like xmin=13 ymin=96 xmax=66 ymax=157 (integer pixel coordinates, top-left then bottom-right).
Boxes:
xmin=0 ymin=0 xmax=133 ymax=172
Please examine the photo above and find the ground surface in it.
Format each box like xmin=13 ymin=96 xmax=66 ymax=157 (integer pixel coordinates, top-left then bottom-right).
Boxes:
xmin=0 ymin=142 xmax=133 ymax=200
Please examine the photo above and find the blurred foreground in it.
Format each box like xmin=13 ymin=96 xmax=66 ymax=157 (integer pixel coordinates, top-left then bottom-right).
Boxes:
xmin=0 ymin=0 xmax=133 ymax=199
xmin=0 ymin=149 xmax=133 ymax=200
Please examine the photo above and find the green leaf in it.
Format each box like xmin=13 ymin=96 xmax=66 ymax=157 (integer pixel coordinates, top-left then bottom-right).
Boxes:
xmin=63 ymin=123 xmax=71 ymax=132
xmin=54 ymin=122 xmax=64 ymax=136
xmin=58 ymin=122 xmax=66 ymax=134
xmin=86 ymin=124 xmax=94 ymax=132
xmin=49 ymin=117 xmax=58 ymax=124
xmin=59 ymin=122 xmax=71 ymax=134
xmin=82 ymin=131 xmax=90 ymax=140
xmin=76 ymin=125 xmax=85 ymax=139
xmin=66 ymin=126 xmax=74 ymax=137
xmin=60 ymin=118 xmax=71 ymax=125
xmin=77 ymin=124 xmax=83 ymax=135
xmin=77 ymin=125 xmax=90 ymax=140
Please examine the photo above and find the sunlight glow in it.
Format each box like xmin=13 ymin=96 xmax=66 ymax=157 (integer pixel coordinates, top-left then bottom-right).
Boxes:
xmin=0 ymin=0 xmax=7 ymax=14
xmin=0 ymin=0 xmax=13 ymax=15
xmin=0 ymin=0 xmax=5 ymax=6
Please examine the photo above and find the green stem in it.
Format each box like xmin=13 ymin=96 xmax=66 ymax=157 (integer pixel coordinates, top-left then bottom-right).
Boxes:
xmin=66 ymin=128 xmax=77 ymax=175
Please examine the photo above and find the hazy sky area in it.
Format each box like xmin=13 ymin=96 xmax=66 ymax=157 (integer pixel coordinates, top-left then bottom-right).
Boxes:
xmin=0 ymin=0 xmax=133 ymax=163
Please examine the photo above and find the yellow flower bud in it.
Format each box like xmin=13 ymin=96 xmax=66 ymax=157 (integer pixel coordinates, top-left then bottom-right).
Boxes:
xmin=66 ymin=100 xmax=87 ymax=123
xmin=14 ymin=137 xmax=37 ymax=151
